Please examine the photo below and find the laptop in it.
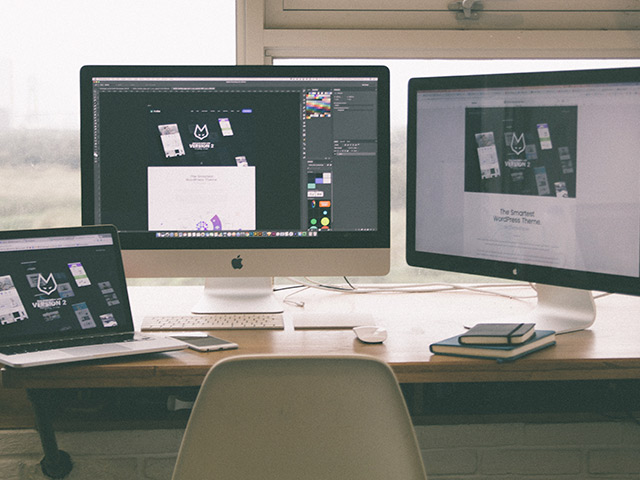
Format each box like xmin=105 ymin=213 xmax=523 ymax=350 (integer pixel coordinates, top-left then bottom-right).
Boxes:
xmin=0 ymin=225 xmax=186 ymax=368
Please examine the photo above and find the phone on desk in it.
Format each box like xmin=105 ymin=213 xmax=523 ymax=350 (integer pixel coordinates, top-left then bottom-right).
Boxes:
xmin=172 ymin=335 xmax=238 ymax=352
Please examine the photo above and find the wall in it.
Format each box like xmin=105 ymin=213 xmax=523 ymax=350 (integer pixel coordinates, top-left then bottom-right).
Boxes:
xmin=0 ymin=421 xmax=638 ymax=479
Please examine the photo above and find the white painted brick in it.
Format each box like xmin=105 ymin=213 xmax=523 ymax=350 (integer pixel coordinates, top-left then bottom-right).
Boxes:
xmin=19 ymin=456 xmax=139 ymax=480
xmin=524 ymin=422 xmax=621 ymax=446
xmin=480 ymin=448 xmax=583 ymax=475
xmin=0 ymin=430 xmax=42 ymax=455
xmin=143 ymin=456 xmax=177 ymax=480
xmin=489 ymin=476 xmax=586 ymax=480
xmin=0 ymin=459 xmax=22 ymax=480
xmin=421 ymin=448 xmax=476 ymax=475
xmin=621 ymin=421 xmax=640 ymax=445
xmin=588 ymin=448 xmax=640 ymax=474
xmin=415 ymin=423 xmax=524 ymax=449
xmin=0 ymin=422 xmax=637 ymax=479
xmin=57 ymin=429 xmax=183 ymax=456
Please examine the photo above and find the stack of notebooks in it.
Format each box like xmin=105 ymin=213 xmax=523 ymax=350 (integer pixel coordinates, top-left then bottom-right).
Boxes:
xmin=430 ymin=323 xmax=556 ymax=362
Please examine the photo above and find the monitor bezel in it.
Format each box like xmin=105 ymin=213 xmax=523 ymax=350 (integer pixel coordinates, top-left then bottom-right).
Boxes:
xmin=406 ymin=66 xmax=640 ymax=297
xmin=80 ymin=64 xmax=390 ymax=253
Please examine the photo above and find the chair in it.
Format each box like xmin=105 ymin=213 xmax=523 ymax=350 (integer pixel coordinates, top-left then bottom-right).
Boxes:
xmin=172 ymin=355 xmax=428 ymax=480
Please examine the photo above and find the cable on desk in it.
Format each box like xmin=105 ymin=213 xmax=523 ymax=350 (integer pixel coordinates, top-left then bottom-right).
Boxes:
xmin=278 ymin=278 xmax=612 ymax=310
xmin=282 ymin=278 xmax=539 ymax=303
xmin=276 ymin=277 xmax=357 ymax=307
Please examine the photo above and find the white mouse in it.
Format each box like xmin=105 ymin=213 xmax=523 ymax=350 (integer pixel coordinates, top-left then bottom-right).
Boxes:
xmin=353 ymin=326 xmax=387 ymax=344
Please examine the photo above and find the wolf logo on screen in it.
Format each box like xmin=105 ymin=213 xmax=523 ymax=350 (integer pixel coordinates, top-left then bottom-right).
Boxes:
xmin=510 ymin=132 xmax=526 ymax=155
xmin=194 ymin=124 xmax=209 ymax=141
xmin=37 ymin=273 xmax=58 ymax=296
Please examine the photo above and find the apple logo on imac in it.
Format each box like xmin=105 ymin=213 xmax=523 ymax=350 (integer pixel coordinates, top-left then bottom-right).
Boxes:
xmin=231 ymin=255 xmax=243 ymax=270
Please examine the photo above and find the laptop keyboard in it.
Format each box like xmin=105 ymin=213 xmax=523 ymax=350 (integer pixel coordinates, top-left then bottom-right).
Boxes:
xmin=0 ymin=333 xmax=139 ymax=356
xmin=142 ymin=313 xmax=285 ymax=331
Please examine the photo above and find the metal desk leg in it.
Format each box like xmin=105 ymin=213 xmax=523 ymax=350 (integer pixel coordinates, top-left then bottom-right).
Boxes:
xmin=26 ymin=389 xmax=73 ymax=479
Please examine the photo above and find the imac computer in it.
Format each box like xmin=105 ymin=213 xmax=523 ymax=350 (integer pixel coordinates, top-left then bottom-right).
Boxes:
xmin=80 ymin=65 xmax=390 ymax=313
xmin=406 ymin=67 xmax=640 ymax=334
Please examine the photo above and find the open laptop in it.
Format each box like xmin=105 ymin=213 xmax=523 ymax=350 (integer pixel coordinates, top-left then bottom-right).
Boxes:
xmin=0 ymin=225 xmax=186 ymax=368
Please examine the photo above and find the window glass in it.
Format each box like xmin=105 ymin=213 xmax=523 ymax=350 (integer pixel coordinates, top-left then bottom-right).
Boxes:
xmin=278 ymin=59 xmax=640 ymax=282
xmin=0 ymin=0 xmax=235 ymax=230
xmin=3 ymin=5 xmax=638 ymax=285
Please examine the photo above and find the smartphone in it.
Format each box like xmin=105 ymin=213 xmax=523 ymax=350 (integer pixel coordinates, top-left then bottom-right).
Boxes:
xmin=172 ymin=335 xmax=238 ymax=352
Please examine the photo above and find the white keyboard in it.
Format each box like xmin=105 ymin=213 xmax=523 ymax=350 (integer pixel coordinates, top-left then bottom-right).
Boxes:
xmin=141 ymin=313 xmax=285 ymax=331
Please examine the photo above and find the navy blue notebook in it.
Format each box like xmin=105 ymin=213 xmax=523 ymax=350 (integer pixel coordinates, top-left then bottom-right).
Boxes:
xmin=430 ymin=330 xmax=556 ymax=362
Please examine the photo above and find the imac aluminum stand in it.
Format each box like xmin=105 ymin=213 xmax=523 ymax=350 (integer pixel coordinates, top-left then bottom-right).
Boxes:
xmin=529 ymin=284 xmax=596 ymax=334
xmin=191 ymin=277 xmax=284 ymax=314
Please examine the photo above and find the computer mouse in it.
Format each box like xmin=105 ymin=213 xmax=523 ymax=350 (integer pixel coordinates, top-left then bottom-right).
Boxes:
xmin=353 ymin=326 xmax=387 ymax=344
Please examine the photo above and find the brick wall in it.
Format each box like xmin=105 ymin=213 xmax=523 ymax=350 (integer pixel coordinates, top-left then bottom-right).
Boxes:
xmin=416 ymin=422 xmax=640 ymax=478
xmin=0 ymin=421 xmax=638 ymax=479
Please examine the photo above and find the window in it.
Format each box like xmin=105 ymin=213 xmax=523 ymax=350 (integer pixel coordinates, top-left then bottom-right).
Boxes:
xmin=4 ymin=1 xmax=640 ymax=284
xmin=0 ymin=0 xmax=235 ymax=231
xmin=278 ymin=58 xmax=640 ymax=282
xmin=238 ymin=0 xmax=640 ymax=64
xmin=240 ymin=0 xmax=640 ymax=281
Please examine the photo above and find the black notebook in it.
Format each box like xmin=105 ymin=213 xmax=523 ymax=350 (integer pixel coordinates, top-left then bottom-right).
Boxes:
xmin=459 ymin=323 xmax=536 ymax=345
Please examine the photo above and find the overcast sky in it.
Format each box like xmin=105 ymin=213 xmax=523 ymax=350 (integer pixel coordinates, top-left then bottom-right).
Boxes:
xmin=2 ymin=2 xmax=639 ymax=130
xmin=0 ymin=0 xmax=236 ymax=128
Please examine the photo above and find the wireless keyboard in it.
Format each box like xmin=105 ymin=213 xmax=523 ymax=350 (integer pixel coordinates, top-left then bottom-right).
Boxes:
xmin=141 ymin=313 xmax=285 ymax=331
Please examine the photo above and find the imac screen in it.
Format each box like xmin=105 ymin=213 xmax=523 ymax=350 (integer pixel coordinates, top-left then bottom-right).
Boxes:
xmin=81 ymin=65 xmax=390 ymax=313
xmin=406 ymin=67 xmax=640 ymax=332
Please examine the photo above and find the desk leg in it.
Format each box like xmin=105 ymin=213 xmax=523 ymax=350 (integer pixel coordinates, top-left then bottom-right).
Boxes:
xmin=26 ymin=389 xmax=73 ymax=479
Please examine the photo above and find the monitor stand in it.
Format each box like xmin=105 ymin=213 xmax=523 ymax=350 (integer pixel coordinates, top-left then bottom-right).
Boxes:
xmin=525 ymin=284 xmax=596 ymax=334
xmin=191 ymin=277 xmax=284 ymax=314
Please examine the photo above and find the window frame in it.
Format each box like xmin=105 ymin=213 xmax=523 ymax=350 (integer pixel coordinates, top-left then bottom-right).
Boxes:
xmin=236 ymin=0 xmax=640 ymax=65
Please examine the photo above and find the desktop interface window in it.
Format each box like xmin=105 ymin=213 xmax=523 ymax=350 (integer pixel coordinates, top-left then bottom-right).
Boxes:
xmin=89 ymin=76 xmax=380 ymax=238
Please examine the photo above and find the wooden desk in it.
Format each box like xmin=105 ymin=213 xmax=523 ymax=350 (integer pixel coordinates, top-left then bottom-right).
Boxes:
xmin=4 ymin=284 xmax=640 ymax=389
xmin=2 ymin=284 xmax=640 ymax=478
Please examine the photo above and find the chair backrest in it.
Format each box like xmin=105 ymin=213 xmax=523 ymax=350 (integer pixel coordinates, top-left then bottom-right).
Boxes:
xmin=172 ymin=354 xmax=427 ymax=480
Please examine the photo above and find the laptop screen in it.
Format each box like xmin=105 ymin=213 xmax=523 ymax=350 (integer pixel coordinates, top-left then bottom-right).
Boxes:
xmin=0 ymin=226 xmax=133 ymax=345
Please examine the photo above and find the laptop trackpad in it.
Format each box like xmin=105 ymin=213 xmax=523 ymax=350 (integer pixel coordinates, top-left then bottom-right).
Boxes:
xmin=62 ymin=344 xmax=131 ymax=357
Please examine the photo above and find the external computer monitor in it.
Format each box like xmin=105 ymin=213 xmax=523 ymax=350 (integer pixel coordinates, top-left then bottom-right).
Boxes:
xmin=80 ymin=65 xmax=390 ymax=313
xmin=406 ymin=67 xmax=640 ymax=334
